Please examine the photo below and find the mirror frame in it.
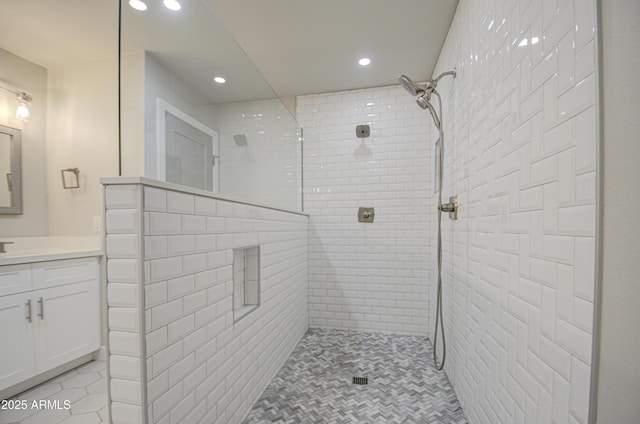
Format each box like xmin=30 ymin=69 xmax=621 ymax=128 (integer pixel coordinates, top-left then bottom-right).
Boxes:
xmin=0 ymin=124 xmax=22 ymax=215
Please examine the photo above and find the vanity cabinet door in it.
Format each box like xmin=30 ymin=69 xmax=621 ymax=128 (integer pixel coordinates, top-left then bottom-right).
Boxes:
xmin=0 ymin=292 xmax=36 ymax=391
xmin=33 ymin=281 xmax=100 ymax=372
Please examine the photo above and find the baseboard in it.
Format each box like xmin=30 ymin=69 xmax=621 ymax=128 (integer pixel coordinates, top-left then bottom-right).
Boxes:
xmin=93 ymin=346 xmax=108 ymax=362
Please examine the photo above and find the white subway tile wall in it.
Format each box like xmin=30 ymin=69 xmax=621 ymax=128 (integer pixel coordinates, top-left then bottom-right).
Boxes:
xmin=430 ymin=1 xmax=597 ymax=423
xmin=104 ymin=182 xmax=308 ymax=424
xmin=298 ymin=85 xmax=433 ymax=335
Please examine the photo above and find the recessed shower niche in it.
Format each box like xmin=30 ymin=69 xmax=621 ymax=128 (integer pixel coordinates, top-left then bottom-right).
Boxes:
xmin=233 ymin=245 xmax=260 ymax=321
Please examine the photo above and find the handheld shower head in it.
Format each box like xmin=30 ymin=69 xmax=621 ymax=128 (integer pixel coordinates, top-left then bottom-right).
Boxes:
xmin=415 ymin=94 xmax=429 ymax=110
xmin=416 ymin=93 xmax=441 ymax=129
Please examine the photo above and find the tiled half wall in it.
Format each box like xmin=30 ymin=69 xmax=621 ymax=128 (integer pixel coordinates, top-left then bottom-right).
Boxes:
xmin=102 ymin=178 xmax=308 ymax=424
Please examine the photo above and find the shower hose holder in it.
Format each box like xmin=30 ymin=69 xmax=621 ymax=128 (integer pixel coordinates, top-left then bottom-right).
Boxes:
xmin=439 ymin=195 xmax=458 ymax=220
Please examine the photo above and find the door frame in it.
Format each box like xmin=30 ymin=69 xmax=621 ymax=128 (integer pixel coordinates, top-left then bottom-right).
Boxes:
xmin=156 ymin=98 xmax=219 ymax=190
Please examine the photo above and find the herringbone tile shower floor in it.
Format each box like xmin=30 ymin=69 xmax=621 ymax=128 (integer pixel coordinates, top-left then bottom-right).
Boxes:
xmin=244 ymin=329 xmax=467 ymax=424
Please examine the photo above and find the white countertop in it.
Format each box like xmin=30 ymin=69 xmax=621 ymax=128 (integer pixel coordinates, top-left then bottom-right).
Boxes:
xmin=0 ymin=248 xmax=103 ymax=266
xmin=0 ymin=236 xmax=103 ymax=266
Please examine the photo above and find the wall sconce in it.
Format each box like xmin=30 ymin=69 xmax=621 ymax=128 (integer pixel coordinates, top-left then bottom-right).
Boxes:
xmin=61 ymin=168 xmax=80 ymax=189
xmin=15 ymin=92 xmax=32 ymax=121
xmin=0 ymin=85 xmax=33 ymax=122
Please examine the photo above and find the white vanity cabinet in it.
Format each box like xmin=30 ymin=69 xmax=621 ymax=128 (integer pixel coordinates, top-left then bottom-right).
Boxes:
xmin=0 ymin=257 xmax=100 ymax=392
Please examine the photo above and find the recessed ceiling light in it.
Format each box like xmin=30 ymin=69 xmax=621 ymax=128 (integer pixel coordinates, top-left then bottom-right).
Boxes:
xmin=163 ymin=0 xmax=181 ymax=11
xmin=129 ymin=0 xmax=147 ymax=11
xmin=213 ymin=76 xmax=226 ymax=84
xmin=359 ymin=58 xmax=371 ymax=66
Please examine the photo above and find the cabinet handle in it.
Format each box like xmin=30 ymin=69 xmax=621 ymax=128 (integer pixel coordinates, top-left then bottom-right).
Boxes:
xmin=25 ymin=299 xmax=32 ymax=323
xmin=38 ymin=297 xmax=44 ymax=320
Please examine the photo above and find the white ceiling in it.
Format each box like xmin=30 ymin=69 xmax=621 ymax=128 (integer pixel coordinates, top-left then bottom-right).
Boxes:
xmin=0 ymin=0 xmax=458 ymax=101
xmin=207 ymin=0 xmax=459 ymax=97
xmin=0 ymin=0 xmax=118 ymax=70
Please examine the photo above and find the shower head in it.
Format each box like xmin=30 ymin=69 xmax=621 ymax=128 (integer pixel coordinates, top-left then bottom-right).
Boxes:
xmin=398 ymin=75 xmax=436 ymax=105
xmin=399 ymin=75 xmax=426 ymax=97
xmin=233 ymin=134 xmax=247 ymax=146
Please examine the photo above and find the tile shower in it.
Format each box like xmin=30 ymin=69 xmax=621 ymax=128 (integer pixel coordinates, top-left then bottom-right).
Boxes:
xmin=100 ymin=1 xmax=600 ymax=424
xmin=296 ymin=0 xmax=598 ymax=421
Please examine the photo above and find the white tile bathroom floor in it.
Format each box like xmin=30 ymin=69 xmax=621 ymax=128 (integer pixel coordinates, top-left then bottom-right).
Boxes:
xmin=0 ymin=361 xmax=108 ymax=424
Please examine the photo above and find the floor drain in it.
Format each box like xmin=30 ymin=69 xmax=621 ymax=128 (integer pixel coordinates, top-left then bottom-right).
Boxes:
xmin=352 ymin=377 xmax=368 ymax=385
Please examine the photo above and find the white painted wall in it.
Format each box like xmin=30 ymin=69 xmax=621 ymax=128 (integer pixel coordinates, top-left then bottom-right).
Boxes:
xmin=0 ymin=48 xmax=48 ymax=236
xmin=596 ymin=0 xmax=640 ymax=422
xmin=46 ymin=57 xmax=119 ymax=235
xmin=431 ymin=1 xmax=598 ymax=423
xmin=299 ymin=85 xmax=433 ymax=335
xmin=0 ymin=48 xmax=121 ymax=237
xmin=120 ymin=52 xmax=146 ymax=177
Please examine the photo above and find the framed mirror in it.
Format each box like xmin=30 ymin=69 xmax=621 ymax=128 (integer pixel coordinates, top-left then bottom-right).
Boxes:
xmin=0 ymin=124 xmax=22 ymax=214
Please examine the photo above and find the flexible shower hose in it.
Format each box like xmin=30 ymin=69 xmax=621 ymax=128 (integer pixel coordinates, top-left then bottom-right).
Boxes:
xmin=433 ymin=92 xmax=446 ymax=371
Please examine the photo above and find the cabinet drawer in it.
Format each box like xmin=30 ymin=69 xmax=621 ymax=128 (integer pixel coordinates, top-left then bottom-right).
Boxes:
xmin=0 ymin=264 xmax=32 ymax=296
xmin=32 ymin=257 xmax=99 ymax=290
